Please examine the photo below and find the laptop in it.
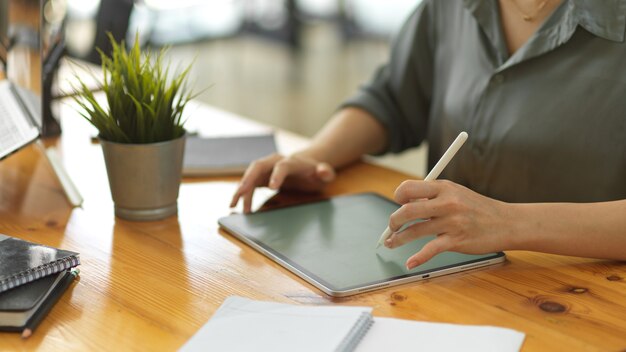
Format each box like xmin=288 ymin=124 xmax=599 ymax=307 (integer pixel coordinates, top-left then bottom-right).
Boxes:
xmin=0 ymin=0 xmax=81 ymax=205
xmin=0 ymin=80 xmax=40 ymax=160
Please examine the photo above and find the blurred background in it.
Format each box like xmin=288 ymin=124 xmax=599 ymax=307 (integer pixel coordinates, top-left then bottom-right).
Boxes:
xmin=28 ymin=0 xmax=428 ymax=176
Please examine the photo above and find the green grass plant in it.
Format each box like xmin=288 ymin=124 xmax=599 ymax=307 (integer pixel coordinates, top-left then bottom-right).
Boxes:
xmin=72 ymin=34 xmax=194 ymax=144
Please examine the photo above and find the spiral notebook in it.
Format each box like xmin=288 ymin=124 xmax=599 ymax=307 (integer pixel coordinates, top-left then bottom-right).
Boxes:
xmin=180 ymin=296 xmax=373 ymax=352
xmin=0 ymin=234 xmax=80 ymax=293
xmin=180 ymin=296 xmax=526 ymax=352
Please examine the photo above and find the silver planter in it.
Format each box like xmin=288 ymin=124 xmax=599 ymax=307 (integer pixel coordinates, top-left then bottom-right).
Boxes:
xmin=100 ymin=134 xmax=186 ymax=221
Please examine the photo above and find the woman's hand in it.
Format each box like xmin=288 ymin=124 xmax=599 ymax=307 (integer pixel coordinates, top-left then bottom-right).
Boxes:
xmin=230 ymin=153 xmax=336 ymax=213
xmin=385 ymin=180 xmax=515 ymax=269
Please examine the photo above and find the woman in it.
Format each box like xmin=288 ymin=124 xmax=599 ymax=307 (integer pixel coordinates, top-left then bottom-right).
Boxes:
xmin=231 ymin=0 xmax=626 ymax=269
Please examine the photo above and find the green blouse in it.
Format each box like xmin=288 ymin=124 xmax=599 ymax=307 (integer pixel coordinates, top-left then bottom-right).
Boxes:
xmin=343 ymin=0 xmax=626 ymax=203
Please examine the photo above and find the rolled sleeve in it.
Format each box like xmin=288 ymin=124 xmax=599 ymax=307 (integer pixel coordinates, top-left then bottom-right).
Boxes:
xmin=340 ymin=1 xmax=435 ymax=154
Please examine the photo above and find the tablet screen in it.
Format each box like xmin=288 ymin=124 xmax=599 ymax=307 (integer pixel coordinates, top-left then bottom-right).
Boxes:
xmin=219 ymin=193 xmax=504 ymax=295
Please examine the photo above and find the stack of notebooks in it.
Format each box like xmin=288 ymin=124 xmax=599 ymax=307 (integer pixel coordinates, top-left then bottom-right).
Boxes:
xmin=0 ymin=234 xmax=80 ymax=335
xmin=180 ymin=296 xmax=526 ymax=352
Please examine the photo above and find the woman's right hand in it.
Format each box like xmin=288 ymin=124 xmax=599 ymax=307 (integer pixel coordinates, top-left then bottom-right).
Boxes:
xmin=230 ymin=153 xmax=336 ymax=213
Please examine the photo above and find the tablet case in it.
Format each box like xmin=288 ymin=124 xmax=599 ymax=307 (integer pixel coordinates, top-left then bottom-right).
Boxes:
xmin=219 ymin=193 xmax=505 ymax=297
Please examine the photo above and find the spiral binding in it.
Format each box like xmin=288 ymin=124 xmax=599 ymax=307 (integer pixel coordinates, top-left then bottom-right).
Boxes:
xmin=0 ymin=255 xmax=80 ymax=292
xmin=336 ymin=311 xmax=375 ymax=352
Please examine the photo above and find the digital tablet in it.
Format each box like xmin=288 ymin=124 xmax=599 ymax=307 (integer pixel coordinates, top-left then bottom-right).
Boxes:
xmin=218 ymin=193 xmax=505 ymax=297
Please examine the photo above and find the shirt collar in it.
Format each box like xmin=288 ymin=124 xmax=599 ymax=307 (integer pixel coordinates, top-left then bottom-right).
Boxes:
xmin=463 ymin=0 xmax=510 ymax=64
xmin=570 ymin=0 xmax=626 ymax=42
xmin=463 ymin=0 xmax=626 ymax=43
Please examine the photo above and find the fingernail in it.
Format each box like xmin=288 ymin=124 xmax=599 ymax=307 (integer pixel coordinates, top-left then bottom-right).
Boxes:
xmin=406 ymin=260 xmax=416 ymax=270
xmin=384 ymin=239 xmax=392 ymax=247
xmin=269 ymin=179 xmax=277 ymax=189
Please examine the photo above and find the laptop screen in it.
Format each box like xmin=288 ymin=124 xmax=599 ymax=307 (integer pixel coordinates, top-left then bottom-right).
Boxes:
xmin=0 ymin=0 xmax=64 ymax=159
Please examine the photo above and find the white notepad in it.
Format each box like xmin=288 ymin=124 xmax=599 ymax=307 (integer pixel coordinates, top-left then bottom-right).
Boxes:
xmin=180 ymin=296 xmax=526 ymax=352
xmin=180 ymin=296 xmax=372 ymax=352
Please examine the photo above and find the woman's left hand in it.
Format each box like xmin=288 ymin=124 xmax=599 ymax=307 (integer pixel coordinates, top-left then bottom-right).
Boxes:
xmin=385 ymin=180 xmax=516 ymax=270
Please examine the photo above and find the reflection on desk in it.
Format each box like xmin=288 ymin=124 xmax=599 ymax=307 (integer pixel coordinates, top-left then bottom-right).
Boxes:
xmin=0 ymin=100 xmax=625 ymax=351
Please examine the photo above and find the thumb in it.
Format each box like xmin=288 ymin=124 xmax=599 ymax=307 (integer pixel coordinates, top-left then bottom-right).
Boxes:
xmin=315 ymin=162 xmax=336 ymax=183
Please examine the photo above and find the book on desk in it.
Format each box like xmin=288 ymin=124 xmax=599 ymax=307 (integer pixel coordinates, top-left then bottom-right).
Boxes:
xmin=0 ymin=234 xmax=80 ymax=335
xmin=183 ymin=134 xmax=277 ymax=176
xmin=0 ymin=269 xmax=78 ymax=333
xmin=0 ymin=233 xmax=80 ymax=293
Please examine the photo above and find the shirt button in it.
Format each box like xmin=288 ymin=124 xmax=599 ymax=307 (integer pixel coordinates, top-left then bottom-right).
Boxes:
xmin=492 ymin=74 xmax=504 ymax=84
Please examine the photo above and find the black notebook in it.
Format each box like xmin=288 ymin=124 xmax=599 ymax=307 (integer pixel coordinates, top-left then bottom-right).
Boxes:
xmin=0 ymin=271 xmax=68 ymax=331
xmin=0 ymin=234 xmax=80 ymax=293
xmin=183 ymin=134 xmax=277 ymax=176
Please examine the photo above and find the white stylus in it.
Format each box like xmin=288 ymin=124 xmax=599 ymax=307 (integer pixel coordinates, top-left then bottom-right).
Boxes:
xmin=375 ymin=131 xmax=469 ymax=248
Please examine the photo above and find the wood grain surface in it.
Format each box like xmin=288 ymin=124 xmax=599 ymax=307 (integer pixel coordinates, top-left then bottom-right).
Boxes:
xmin=0 ymin=101 xmax=625 ymax=351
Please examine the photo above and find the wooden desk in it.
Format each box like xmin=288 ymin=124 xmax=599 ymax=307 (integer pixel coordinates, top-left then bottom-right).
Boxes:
xmin=1 ymin=101 xmax=625 ymax=351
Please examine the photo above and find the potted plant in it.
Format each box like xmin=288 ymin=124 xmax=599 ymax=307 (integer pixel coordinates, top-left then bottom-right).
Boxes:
xmin=72 ymin=34 xmax=194 ymax=221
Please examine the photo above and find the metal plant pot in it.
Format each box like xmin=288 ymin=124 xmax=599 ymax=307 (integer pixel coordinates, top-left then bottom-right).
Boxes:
xmin=100 ymin=134 xmax=186 ymax=221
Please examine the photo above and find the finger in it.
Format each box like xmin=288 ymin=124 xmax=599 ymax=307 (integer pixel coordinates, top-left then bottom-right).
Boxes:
xmin=232 ymin=154 xmax=282 ymax=207
xmin=385 ymin=217 xmax=443 ymax=248
xmin=315 ymin=162 xmax=335 ymax=182
xmin=244 ymin=154 xmax=281 ymax=184
xmin=230 ymin=172 xmax=257 ymax=208
xmin=388 ymin=199 xmax=443 ymax=232
xmin=231 ymin=180 xmax=256 ymax=209
xmin=394 ymin=180 xmax=441 ymax=204
xmin=405 ymin=235 xmax=452 ymax=270
xmin=243 ymin=189 xmax=254 ymax=214
xmin=269 ymin=157 xmax=318 ymax=190
xmin=268 ymin=160 xmax=294 ymax=190
xmin=230 ymin=178 xmax=253 ymax=208
xmin=230 ymin=189 xmax=242 ymax=208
